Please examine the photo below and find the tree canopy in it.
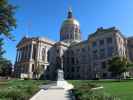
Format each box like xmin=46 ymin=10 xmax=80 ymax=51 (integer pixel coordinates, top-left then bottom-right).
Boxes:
xmin=0 ymin=0 xmax=16 ymax=77
xmin=0 ymin=0 xmax=16 ymax=40
xmin=0 ymin=58 xmax=12 ymax=76
xmin=108 ymin=56 xmax=128 ymax=78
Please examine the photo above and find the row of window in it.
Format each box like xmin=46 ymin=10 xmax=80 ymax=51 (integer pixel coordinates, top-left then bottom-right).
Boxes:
xmin=92 ymin=37 xmax=113 ymax=48
xmin=65 ymin=48 xmax=114 ymax=64
xmin=93 ymin=60 xmax=110 ymax=70
xmin=64 ymin=57 xmax=79 ymax=64
xmin=92 ymin=46 xmax=114 ymax=59
xmin=64 ymin=37 xmax=113 ymax=57
xmin=64 ymin=66 xmax=80 ymax=73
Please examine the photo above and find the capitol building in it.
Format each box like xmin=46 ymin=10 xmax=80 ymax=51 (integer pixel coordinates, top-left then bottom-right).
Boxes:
xmin=14 ymin=8 xmax=133 ymax=80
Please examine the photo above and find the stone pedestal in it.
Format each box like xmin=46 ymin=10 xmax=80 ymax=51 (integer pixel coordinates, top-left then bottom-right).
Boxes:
xmin=57 ymin=69 xmax=64 ymax=81
xmin=56 ymin=69 xmax=74 ymax=90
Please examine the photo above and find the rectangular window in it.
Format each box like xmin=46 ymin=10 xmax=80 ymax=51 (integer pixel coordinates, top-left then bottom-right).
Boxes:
xmin=47 ymin=51 xmax=50 ymax=62
xmin=77 ymin=49 xmax=80 ymax=52
xmin=92 ymin=41 xmax=97 ymax=48
xmin=67 ymin=57 xmax=69 ymax=64
xmin=76 ymin=66 xmax=80 ymax=72
xmin=32 ymin=44 xmax=36 ymax=60
xmin=32 ymin=64 xmax=34 ymax=72
xmin=28 ymin=44 xmax=31 ymax=59
xmin=100 ymin=48 xmax=105 ymax=58
xmin=82 ymin=48 xmax=85 ymax=52
xmin=93 ymin=50 xmax=98 ymax=59
xmin=107 ymin=37 xmax=112 ymax=44
xmin=76 ymin=58 xmax=79 ymax=64
xmin=99 ymin=40 xmax=104 ymax=46
xmin=107 ymin=47 xmax=114 ymax=56
xmin=82 ymin=55 xmax=86 ymax=63
xmin=71 ymin=57 xmax=75 ymax=64
xmin=88 ymin=46 xmax=90 ymax=51
xmin=21 ymin=65 xmax=24 ymax=73
xmin=72 ymin=67 xmax=74 ymax=72
xmin=101 ymin=61 xmax=106 ymax=69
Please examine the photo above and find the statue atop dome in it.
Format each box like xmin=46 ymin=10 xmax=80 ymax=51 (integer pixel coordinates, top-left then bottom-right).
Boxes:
xmin=67 ymin=7 xmax=73 ymax=18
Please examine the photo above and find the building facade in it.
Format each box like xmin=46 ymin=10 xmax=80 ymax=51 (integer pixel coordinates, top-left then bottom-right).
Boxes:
xmin=14 ymin=8 xmax=132 ymax=80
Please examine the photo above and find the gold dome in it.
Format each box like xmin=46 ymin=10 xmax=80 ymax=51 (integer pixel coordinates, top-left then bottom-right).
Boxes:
xmin=62 ymin=18 xmax=80 ymax=27
xmin=61 ymin=8 xmax=80 ymax=27
xmin=60 ymin=8 xmax=81 ymax=41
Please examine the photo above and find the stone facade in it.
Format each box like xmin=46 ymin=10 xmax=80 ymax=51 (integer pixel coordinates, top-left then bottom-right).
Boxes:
xmin=127 ymin=37 xmax=133 ymax=62
xmin=14 ymin=37 xmax=55 ymax=79
xmin=14 ymin=8 xmax=132 ymax=80
xmin=63 ymin=27 xmax=128 ymax=79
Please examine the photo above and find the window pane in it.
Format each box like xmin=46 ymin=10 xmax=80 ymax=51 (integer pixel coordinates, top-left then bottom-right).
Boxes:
xmin=92 ymin=41 xmax=97 ymax=48
xmin=100 ymin=48 xmax=105 ymax=58
xmin=107 ymin=37 xmax=112 ymax=44
xmin=107 ymin=47 xmax=114 ymax=56
xmin=99 ymin=40 xmax=104 ymax=46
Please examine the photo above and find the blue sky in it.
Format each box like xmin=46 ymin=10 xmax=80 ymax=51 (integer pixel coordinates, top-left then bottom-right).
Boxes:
xmin=5 ymin=0 xmax=133 ymax=63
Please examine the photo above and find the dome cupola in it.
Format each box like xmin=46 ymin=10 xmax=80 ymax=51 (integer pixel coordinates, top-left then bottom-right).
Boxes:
xmin=60 ymin=8 xmax=81 ymax=43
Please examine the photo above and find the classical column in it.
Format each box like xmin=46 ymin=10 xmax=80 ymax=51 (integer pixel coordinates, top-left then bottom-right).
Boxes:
xmin=37 ymin=42 xmax=41 ymax=61
xmin=22 ymin=47 xmax=25 ymax=60
xmin=21 ymin=48 xmax=23 ymax=60
xmin=30 ymin=43 xmax=33 ymax=61
xmin=17 ymin=49 xmax=20 ymax=62
xmin=23 ymin=47 xmax=25 ymax=59
xmin=17 ymin=49 xmax=19 ymax=62
xmin=45 ymin=47 xmax=47 ymax=62
xmin=27 ymin=45 xmax=30 ymax=59
xmin=16 ymin=49 xmax=18 ymax=62
xmin=26 ymin=45 xmax=29 ymax=59
xmin=24 ymin=46 xmax=27 ymax=59
xmin=18 ymin=48 xmax=21 ymax=62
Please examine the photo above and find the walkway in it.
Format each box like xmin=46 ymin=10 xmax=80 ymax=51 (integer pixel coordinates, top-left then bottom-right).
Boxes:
xmin=30 ymin=83 xmax=73 ymax=100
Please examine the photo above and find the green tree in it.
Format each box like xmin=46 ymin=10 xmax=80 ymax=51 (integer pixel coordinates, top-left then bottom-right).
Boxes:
xmin=0 ymin=0 xmax=16 ymax=39
xmin=127 ymin=62 xmax=133 ymax=68
xmin=0 ymin=58 xmax=12 ymax=76
xmin=0 ymin=0 xmax=16 ymax=77
xmin=108 ymin=56 xmax=128 ymax=79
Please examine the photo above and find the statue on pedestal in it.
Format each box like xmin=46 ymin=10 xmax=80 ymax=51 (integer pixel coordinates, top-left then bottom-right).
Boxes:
xmin=57 ymin=56 xmax=64 ymax=81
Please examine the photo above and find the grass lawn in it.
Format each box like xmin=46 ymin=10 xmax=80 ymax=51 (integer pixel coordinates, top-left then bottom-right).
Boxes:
xmin=99 ymin=80 xmax=133 ymax=100
xmin=69 ymin=80 xmax=133 ymax=100
xmin=0 ymin=79 xmax=50 ymax=100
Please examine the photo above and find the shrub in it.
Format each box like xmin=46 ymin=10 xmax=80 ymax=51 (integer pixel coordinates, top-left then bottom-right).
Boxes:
xmin=25 ymin=85 xmax=38 ymax=95
xmin=0 ymin=80 xmax=50 ymax=100
xmin=0 ymin=89 xmax=28 ymax=100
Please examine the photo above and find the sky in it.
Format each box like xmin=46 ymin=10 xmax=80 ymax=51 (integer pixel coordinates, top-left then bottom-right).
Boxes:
xmin=4 ymin=0 xmax=133 ymax=64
